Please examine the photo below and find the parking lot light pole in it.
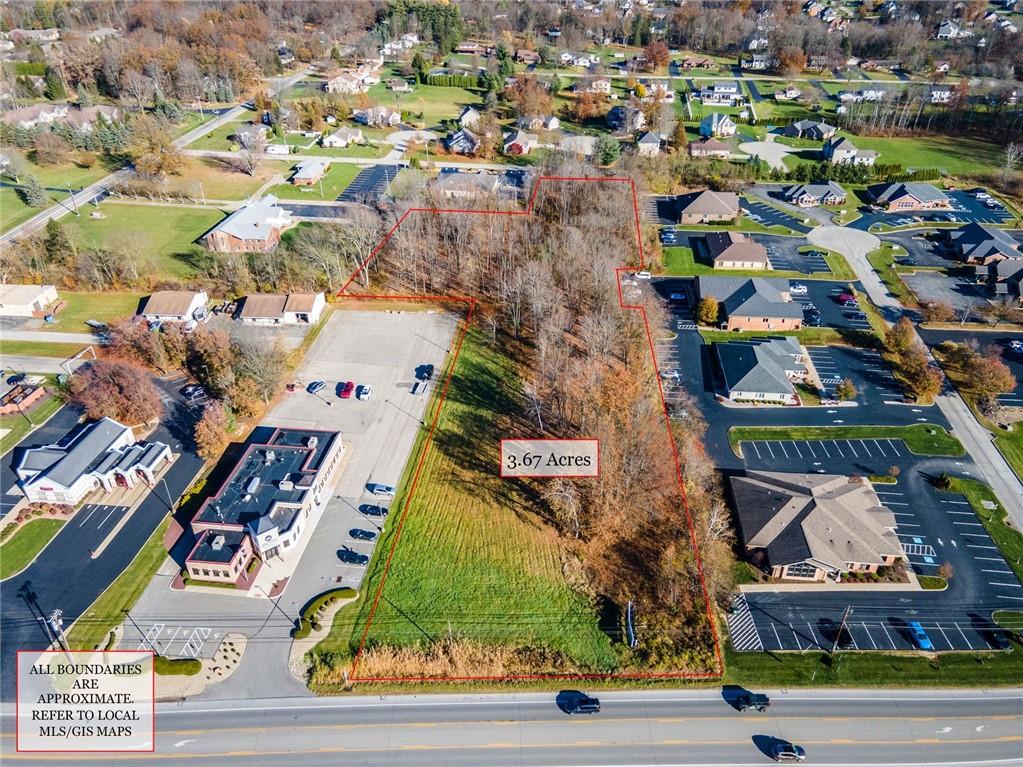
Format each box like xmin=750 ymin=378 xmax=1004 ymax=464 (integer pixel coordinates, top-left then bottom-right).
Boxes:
xmin=832 ymin=605 xmax=852 ymax=655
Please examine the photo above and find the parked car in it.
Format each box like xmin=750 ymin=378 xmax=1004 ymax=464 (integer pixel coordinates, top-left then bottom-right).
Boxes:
xmin=350 ymin=528 xmax=378 ymax=542
xmin=181 ymin=384 xmax=205 ymax=401
xmin=804 ymin=316 xmax=823 ymax=327
xmin=411 ymin=380 xmax=429 ymax=395
xmin=367 ymin=483 xmax=395 ymax=498
xmin=337 ymin=381 xmax=355 ymax=399
xmin=566 ymin=695 xmax=601 ymax=715
xmin=660 ymin=230 xmax=677 ymax=244
xmin=669 ymin=292 xmax=687 ymax=302
xmin=307 ymin=380 xmax=326 ymax=394
xmin=1008 ymin=340 xmax=1023 ymax=353
xmin=908 ymin=621 xmax=935 ymax=651
xmin=355 ymin=384 xmax=372 ymax=400
xmin=771 ymin=741 xmax=806 ymax=762
xmin=735 ymin=692 xmax=771 ymax=712
xmin=359 ymin=504 xmax=389 ymax=518
xmin=635 ymin=271 xmax=651 ymax=279
xmin=789 ymin=284 xmax=808 ymax=295
xmin=84 ymin=319 xmax=108 ymax=330
xmin=337 ymin=547 xmax=369 ymax=565
xmin=416 ymin=364 xmax=435 ymax=381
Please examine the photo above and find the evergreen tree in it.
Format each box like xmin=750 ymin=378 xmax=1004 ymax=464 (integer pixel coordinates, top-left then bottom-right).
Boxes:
xmin=20 ymin=175 xmax=48 ymax=207
xmin=44 ymin=66 xmax=66 ymax=101
xmin=594 ymin=134 xmax=620 ymax=166
xmin=76 ymin=82 xmax=93 ymax=107
xmin=44 ymin=218 xmax=75 ymax=265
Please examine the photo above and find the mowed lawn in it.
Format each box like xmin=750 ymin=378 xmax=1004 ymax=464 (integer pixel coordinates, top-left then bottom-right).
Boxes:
xmin=64 ymin=204 xmax=226 ymax=279
xmin=0 ymin=519 xmax=65 ymax=579
xmin=266 ymin=163 xmax=360 ymax=201
xmin=38 ymin=291 xmax=142 ymax=332
xmin=835 ymin=132 xmax=1006 ymax=175
xmin=368 ymin=82 xmax=484 ymax=128
xmin=318 ymin=331 xmax=615 ymax=671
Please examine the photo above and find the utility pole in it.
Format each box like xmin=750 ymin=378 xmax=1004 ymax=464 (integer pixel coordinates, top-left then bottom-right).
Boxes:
xmin=49 ymin=609 xmax=73 ymax=662
xmin=67 ymin=188 xmax=79 ymax=216
xmin=124 ymin=609 xmax=159 ymax=656
xmin=831 ymin=605 xmax=853 ymax=655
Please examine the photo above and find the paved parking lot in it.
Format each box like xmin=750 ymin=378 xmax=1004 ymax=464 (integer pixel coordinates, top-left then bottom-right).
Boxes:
xmin=740 ymin=198 xmax=812 ymax=233
xmin=806 ymin=346 xmax=906 ymax=403
xmin=902 ymin=270 xmax=988 ymax=315
xmin=751 ymin=235 xmax=828 ymax=274
xmin=854 ymin=191 xmax=1013 ymax=231
xmin=792 ymin=282 xmax=872 ymax=333
xmin=338 ymin=164 xmax=401 ymax=202
xmin=880 ymin=231 xmax=951 ymax=268
xmin=741 ymin=436 xmax=910 ymax=470
xmin=918 ymin=328 xmax=1023 ymax=408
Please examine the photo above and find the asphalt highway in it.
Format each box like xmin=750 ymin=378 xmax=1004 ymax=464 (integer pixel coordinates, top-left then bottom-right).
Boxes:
xmin=1 ymin=689 xmax=1020 ymax=765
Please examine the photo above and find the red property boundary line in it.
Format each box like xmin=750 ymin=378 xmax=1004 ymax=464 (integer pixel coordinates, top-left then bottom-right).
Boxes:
xmin=338 ymin=176 xmax=724 ymax=682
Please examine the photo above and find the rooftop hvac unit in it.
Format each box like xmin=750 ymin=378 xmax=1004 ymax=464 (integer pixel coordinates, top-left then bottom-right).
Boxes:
xmin=211 ymin=534 xmax=226 ymax=551
xmin=246 ymin=476 xmax=261 ymax=494
xmin=279 ymin=479 xmax=295 ymax=491
xmin=306 ymin=436 xmax=318 ymax=448
xmin=264 ymin=449 xmax=276 ymax=465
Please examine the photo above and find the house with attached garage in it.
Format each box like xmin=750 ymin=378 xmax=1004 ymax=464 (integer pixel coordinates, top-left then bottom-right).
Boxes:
xmin=636 ymin=131 xmax=665 ymax=157
xmin=782 ymin=181 xmax=847 ymax=207
xmin=291 ymin=158 xmax=329 ymax=185
xmin=822 ymin=136 xmax=878 ymax=166
xmin=699 ymin=81 xmax=742 ymax=105
xmin=0 ymin=284 xmax=59 ymax=317
xmin=458 ymin=106 xmax=481 ymax=128
xmin=236 ymin=292 xmax=326 ymax=325
xmin=608 ymin=105 xmax=647 ymax=134
xmin=445 ymin=128 xmax=481 ymax=155
xmin=203 ymin=195 xmax=293 ymax=253
xmin=677 ymin=189 xmax=741 ymax=225
xmin=782 ymin=119 xmax=837 ymax=141
xmin=138 ymin=290 xmax=208 ymax=324
xmin=729 ymin=471 xmax=903 ymax=582
xmin=689 ymin=137 xmax=730 ymax=158
xmin=696 ymin=276 xmax=803 ymax=332
xmin=322 ymin=127 xmax=363 ymax=148
xmin=503 ymin=129 xmax=538 ymax=155
xmin=705 ymin=231 xmax=770 ymax=270
xmin=714 ymin=336 xmax=806 ymax=405
xmin=15 ymin=417 xmax=173 ymax=505
xmin=867 ymin=181 xmax=951 ymax=211
xmin=699 ymin=112 xmax=736 ymax=138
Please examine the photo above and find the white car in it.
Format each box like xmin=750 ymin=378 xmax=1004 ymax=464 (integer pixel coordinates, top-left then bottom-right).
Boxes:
xmin=1009 ymin=340 xmax=1023 ymax=353
xmin=355 ymin=384 xmax=372 ymax=400
xmin=634 ymin=271 xmax=652 ymax=279
xmin=789 ymin=284 xmax=808 ymax=295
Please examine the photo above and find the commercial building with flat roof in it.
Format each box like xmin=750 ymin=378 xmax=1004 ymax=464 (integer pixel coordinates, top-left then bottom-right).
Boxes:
xmin=185 ymin=427 xmax=345 ymax=585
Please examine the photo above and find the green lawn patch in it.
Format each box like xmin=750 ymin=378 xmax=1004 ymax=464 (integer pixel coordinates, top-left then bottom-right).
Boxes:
xmin=0 ymin=519 xmax=65 ymax=579
xmin=65 ymin=515 xmax=173 ymax=651
xmin=312 ymin=330 xmax=616 ymax=682
xmin=0 ymin=394 xmax=63 ymax=456
xmin=41 ymin=291 xmax=142 ymax=333
xmin=154 ymin=656 xmax=201 ymax=675
xmin=1 ymin=341 xmax=86 ymax=358
xmin=917 ymin=575 xmax=948 ymax=590
xmin=266 ymin=163 xmax=361 ymax=201
xmin=722 ymin=634 xmax=1023 ymax=687
xmin=838 ymin=131 xmax=1006 ymax=176
xmin=728 ymin=424 xmax=964 ymax=457
xmin=64 ymin=204 xmax=225 ymax=280
xmin=701 ymin=328 xmax=844 ymax=346
xmin=944 ymin=477 xmax=1023 ymax=585
xmin=994 ymin=426 xmax=1023 ymax=489
xmin=662 ymin=243 xmax=848 ymax=281
xmin=369 ymin=81 xmax=484 ymax=128
xmin=867 ymin=245 xmax=917 ymax=307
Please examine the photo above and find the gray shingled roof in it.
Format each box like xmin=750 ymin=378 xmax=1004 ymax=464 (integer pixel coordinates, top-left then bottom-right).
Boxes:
xmin=715 ymin=336 xmax=803 ymax=396
xmin=697 ymin=276 xmax=803 ymax=320
xmin=869 ymin=182 xmax=949 ymax=204
xmin=17 ymin=417 xmax=128 ymax=488
xmin=783 ymin=181 xmax=846 ymax=203
xmin=953 ymin=222 xmax=1019 ymax=262
xmin=210 ymin=195 xmax=289 ymax=242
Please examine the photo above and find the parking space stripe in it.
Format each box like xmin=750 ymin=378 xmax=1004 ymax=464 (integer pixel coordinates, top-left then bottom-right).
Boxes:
xmin=982 ymin=568 xmax=1013 ymax=574
xmin=789 ymin=623 xmax=802 ymax=651
xmin=833 ymin=441 xmax=845 ymax=457
xmin=862 ymin=622 xmax=877 ymax=649
xmin=859 ymin=440 xmax=873 ymax=456
xmin=967 ymin=544 xmax=1000 ymax=550
xmin=887 ymin=439 xmax=901 ymax=455
xmin=991 ymin=582 xmax=1022 ymax=588
xmin=818 ymin=441 xmax=830 ymax=457
xmin=934 ymin=623 xmax=953 ymax=649
xmin=872 ymin=439 xmax=886 ymax=456
xmin=846 ymin=440 xmax=858 ymax=457
xmin=879 ymin=621 xmax=896 ymax=649
xmin=779 ymin=442 xmax=789 ymax=458
xmin=764 ymin=441 xmax=775 ymax=458
xmin=791 ymin=441 xmax=802 ymax=458
xmin=805 ymin=442 xmax=816 ymax=458
xmin=751 ymin=442 xmax=762 ymax=459
xmin=998 ymin=595 xmax=1023 ymax=601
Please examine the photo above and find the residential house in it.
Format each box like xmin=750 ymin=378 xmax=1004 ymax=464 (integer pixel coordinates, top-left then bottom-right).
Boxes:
xmin=353 ymin=106 xmax=401 ymax=127
xmin=15 ymin=417 xmax=172 ymax=506
xmin=639 ymin=81 xmax=675 ymax=103
xmin=291 ymin=159 xmax=329 ymax=186
xmin=266 ymin=144 xmax=290 ymax=155
xmin=454 ymin=41 xmax=488 ymax=55
xmin=516 ymin=114 xmax=560 ymax=131
xmin=433 ymin=171 xmax=501 ymax=199
xmin=202 ymin=195 xmax=293 ymax=253
xmin=689 ymin=137 xmax=731 ymax=158
xmin=936 ymin=19 xmax=961 ymax=39
xmin=934 ymin=60 xmax=951 ymax=73
xmin=699 ymin=81 xmax=742 ymax=105
xmin=695 ymin=276 xmax=803 ymax=332
xmin=322 ymin=126 xmax=364 ymax=148
xmin=782 ymin=181 xmax=847 ymax=207
xmin=744 ymin=52 xmax=773 ymax=70
xmin=503 ymin=129 xmax=538 ymax=155
xmin=699 ymin=112 xmax=737 ymax=139
xmin=578 ymin=76 xmax=612 ymax=95
xmin=0 ymin=104 xmax=69 ymax=129
xmin=775 ymin=85 xmax=802 ymax=101
xmin=233 ymin=123 xmax=270 ymax=149
xmin=388 ymin=79 xmax=413 ymax=93
xmin=867 ymin=182 xmax=951 ymax=211
xmin=705 ymin=231 xmax=770 ymax=270
xmin=607 ymin=105 xmax=646 ymax=133
xmin=324 ymin=72 xmax=369 ymax=94
xmin=0 ymin=284 xmax=59 ymax=317
xmin=445 ymin=128 xmax=481 ymax=155
xmin=677 ymin=189 xmax=741 ymax=225
xmin=730 ymin=471 xmax=903 ymax=581
xmin=783 ymin=119 xmax=837 ymax=141
xmin=10 ymin=28 xmax=60 ymax=44
xmin=277 ymin=43 xmax=295 ymax=65
xmin=822 ymin=136 xmax=878 ymax=166
xmin=515 ymin=49 xmax=541 ymax=64
xmin=185 ymin=428 xmax=345 ymax=586
xmin=715 ymin=336 xmax=807 ymax=405
xmin=635 ymin=131 xmax=664 ymax=157
xmin=236 ymin=292 xmax=326 ymax=324
xmin=458 ymin=106 xmax=481 ymax=128
xmin=930 ymin=86 xmax=953 ymax=104
xmin=138 ymin=290 xmax=209 ymax=323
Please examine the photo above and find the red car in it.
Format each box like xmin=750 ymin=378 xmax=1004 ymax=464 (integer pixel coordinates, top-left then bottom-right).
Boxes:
xmin=338 ymin=381 xmax=355 ymax=399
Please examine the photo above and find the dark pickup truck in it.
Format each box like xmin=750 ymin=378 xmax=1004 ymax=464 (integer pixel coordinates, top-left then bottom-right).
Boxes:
xmin=736 ymin=692 xmax=770 ymax=712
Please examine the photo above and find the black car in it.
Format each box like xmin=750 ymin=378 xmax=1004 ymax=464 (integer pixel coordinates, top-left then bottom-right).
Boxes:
xmin=567 ymin=695 xmax=601 ymax=715
xmin=350 ymin=528 xmax=378 ymax=541
xmin=805 ymin=316 xmax=824 ymax=327
xmin=337 ymin=547 xmax=369 ymax=565
xmin=359 ymin=504 xmax=389 ymax=518
xmin=7 ymin=373 xmax=26 ymax=385
xmin=735 ymin=692 xmax=770 ymax=712
xmin=415 ymin=364 xmax=435 ymax=381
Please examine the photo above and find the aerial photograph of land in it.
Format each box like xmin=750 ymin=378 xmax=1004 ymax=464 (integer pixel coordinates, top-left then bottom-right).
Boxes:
xmin=0 ymin=0 xmax=1021 ymax=764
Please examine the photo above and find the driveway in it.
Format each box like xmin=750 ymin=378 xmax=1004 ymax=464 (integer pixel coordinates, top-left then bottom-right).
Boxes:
xmin=807 ymin=225 xmax=891 ymax=310
xmin=119 ymin=309 xmax=460 ymax=701
xmin=735 ymin=139 xmax=791 ymax=170
xmin=902 ymin=270 xmax=988 ymax=315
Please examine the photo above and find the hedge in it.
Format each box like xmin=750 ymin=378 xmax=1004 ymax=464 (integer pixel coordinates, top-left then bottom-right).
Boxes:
xmin=291 ymin=587 xmax=356 ymax=639
xmin=154 ymin=656 xmax=202 ymax=676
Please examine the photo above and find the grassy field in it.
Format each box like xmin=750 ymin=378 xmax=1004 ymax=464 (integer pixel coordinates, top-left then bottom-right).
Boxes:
xmin=728 ymin=424 xmax=965 ymax=456
xmin=722 ymin=634 xmax=1023 ymax=687
xmin=187 ymin=109 xmax=261 ymax=151
xmin=369 ymin=81 xmax=484 ymax=128
xmin=0 ymin=394 xmax=63 ymax=456
xmin=0 ymin=519 xmax=65 ymax=579
xmin=266 ymin=163 xmax=361 ymax=201
xmin=835 ymin=131 xmax=1006 ymax=175
xmin=867 ymin=243 xmax=918 ymax=307
xmin=700 ymin=328 xmax=844 ymax=346
xmin=166 ymin=158 xmax=290 ymax=200
xmin=945 ymin=477 xmax=1023 ymax=585
xmin=295 ymin=142 xmax=393 ymax=159
xmin=40 ymin=291 xmax=142 ymax=332
xmin=64 ymin=204 xmax=226 ymax=279
xmin=2 ymin=341 xmax=86 ymax=358
xmin=315 ymin=330 xmax=616 ymax=679
xmin=65 ymin=515 xmax=173 ymax=651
